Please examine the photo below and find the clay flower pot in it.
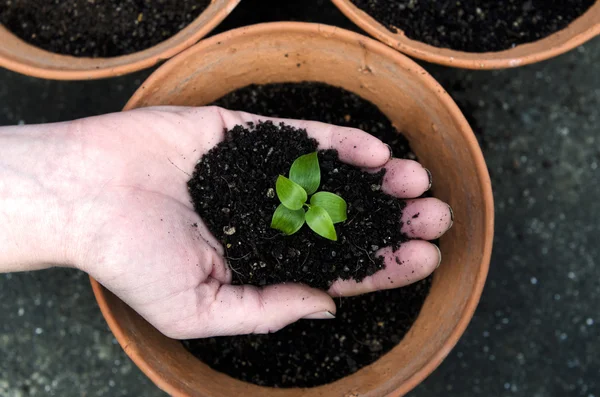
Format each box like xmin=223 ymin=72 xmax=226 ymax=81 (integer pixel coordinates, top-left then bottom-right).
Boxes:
xmin=0 ymin=0 xmax=241 ymax=80
xmin=331 ymin=0 xmax=600 ymax=69
xmin=90 ymin=22 xmax=494 ymax=396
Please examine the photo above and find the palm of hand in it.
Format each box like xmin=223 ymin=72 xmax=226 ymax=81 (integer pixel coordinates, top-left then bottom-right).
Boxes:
xmin=72 ymin=107 xmax=451 ymax=339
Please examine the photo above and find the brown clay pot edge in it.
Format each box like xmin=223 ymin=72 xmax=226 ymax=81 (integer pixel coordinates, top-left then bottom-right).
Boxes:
xmin=331 ymin=0 xmax=600 ymax=69
xmin=90 ymin=22 xmax=494 ymax=397
xmin=0 ymin=0 xmax=241 ymax=80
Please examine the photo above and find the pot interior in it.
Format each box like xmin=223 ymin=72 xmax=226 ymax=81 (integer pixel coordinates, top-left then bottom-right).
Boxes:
xmin=96 ymin=23 xmax=492 ymax=397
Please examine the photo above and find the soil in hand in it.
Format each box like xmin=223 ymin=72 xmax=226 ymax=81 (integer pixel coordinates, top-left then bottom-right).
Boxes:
xmin=350 ymin=0 xmax=595 ymax=52
xmin=0 ymin=0 xmax=210 ymax=57
xmin=188 ymin=121 xmax=406 ymax=290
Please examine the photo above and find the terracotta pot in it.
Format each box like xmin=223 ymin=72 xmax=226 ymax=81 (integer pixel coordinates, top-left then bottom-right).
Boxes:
xmin=331 ymin=0 xmax=600 ymax=69
xmin=0 ymin=0 xmax=240 ymax=80
xmin=90 ymin=22 xmax=494 ymax=396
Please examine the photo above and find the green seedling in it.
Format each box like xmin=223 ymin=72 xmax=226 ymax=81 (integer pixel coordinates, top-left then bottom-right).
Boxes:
xmin=270 ymin=152 xmax=347 ymax=241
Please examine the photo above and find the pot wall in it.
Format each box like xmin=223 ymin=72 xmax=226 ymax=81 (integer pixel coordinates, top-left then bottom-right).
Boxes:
xmin=92 ymin=22 xmax=494 ymax=397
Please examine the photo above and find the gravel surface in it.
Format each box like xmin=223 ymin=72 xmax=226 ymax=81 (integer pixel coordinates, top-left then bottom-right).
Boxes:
xmin=1 ymin=0 xmax=598 ymax=395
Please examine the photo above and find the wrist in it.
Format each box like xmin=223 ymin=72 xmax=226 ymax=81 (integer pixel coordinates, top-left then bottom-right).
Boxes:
xmin=0 ymin=121 xmax=83 ymax=272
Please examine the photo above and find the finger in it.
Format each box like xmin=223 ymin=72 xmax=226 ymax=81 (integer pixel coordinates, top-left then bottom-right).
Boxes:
xmin=202 ymin=245 xmax=231 ymax=285
xmin=266 ymin=118 xmax=390 ymax=168
xmin=162 ymin=106 xmax=390 ymax=169
xmin=328 ymin=240 xmax=441 ymax=297
xmin=401 ymin=198 xmax=454 ymax=240
xmin=211 ymin=107 xmax=392 ymax=168
xmin=301 ymin=120 xmax=391 ymax=168
xmin=367 ymin=159 xmax=431 ymax=198
xmin=171 ymin=278 xmax=336 ymax=339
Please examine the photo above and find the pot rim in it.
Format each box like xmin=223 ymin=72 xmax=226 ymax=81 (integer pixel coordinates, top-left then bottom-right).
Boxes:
xmin=91 ymin=22 xmax=494 ymax=396
xmin=0 ymin=0 xmax=241 ymax=80
xmin=330 ymin=0 xmax=600 ymax=69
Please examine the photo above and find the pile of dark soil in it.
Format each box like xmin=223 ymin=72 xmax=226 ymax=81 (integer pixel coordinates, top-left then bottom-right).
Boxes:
xmin=0 ymin=0 xmax=210 ymax=57
xmin=188 ymin=121 xmax=407 ymax=290
xmin=183 ymin=82 xmax=432 ymax=387
xmin=350 ymin=0 xmax=596 ymax=52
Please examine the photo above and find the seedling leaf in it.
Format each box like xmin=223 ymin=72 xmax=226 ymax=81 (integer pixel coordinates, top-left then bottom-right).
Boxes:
xmin=289 ymin=152 xmax=320 ymax=195
xmin=271 ymin=204 xmax=306 ymax=235
xmin=310 ymin=192 xmax=347 ymax=224
xmin=276 ymin=175 xmax=307 ymax=210
xmin=306 ymin=205 xmax=337 ymax=241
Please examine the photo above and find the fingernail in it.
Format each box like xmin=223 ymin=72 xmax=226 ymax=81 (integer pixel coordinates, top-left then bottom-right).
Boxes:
xmin=435 ymin=244 xmax=442 ymax=269
xmin=385 ymin=144 xmax=393 ymax=160
xmin=425 ymin=167 xmax=432 ymax=190
xmin=302 ymin=310 xmax=336 ymax=320
xmin=447 ymin=204 xmax=454 ymax=230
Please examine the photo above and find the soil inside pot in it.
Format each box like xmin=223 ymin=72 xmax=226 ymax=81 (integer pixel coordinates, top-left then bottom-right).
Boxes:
xmin=0 ymin=0 xmax=210 ymax=57
xmin=350 ymin=0 xmax=596 ymax=52
xmin=183 ymin=82 xmax=432 ymax=387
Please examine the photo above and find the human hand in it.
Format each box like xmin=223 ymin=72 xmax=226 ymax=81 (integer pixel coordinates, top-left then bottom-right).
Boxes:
xmin=0 ymin=107 xmax=452 ymax=338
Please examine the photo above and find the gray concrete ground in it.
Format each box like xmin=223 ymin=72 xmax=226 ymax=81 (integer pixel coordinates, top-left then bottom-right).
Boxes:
xmin=1 ymin=1 xmax=598 ymax=396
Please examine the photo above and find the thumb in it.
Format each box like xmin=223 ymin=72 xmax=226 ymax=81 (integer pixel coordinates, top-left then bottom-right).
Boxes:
xmin=178 ymin=279 xmax=336 ymax=338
